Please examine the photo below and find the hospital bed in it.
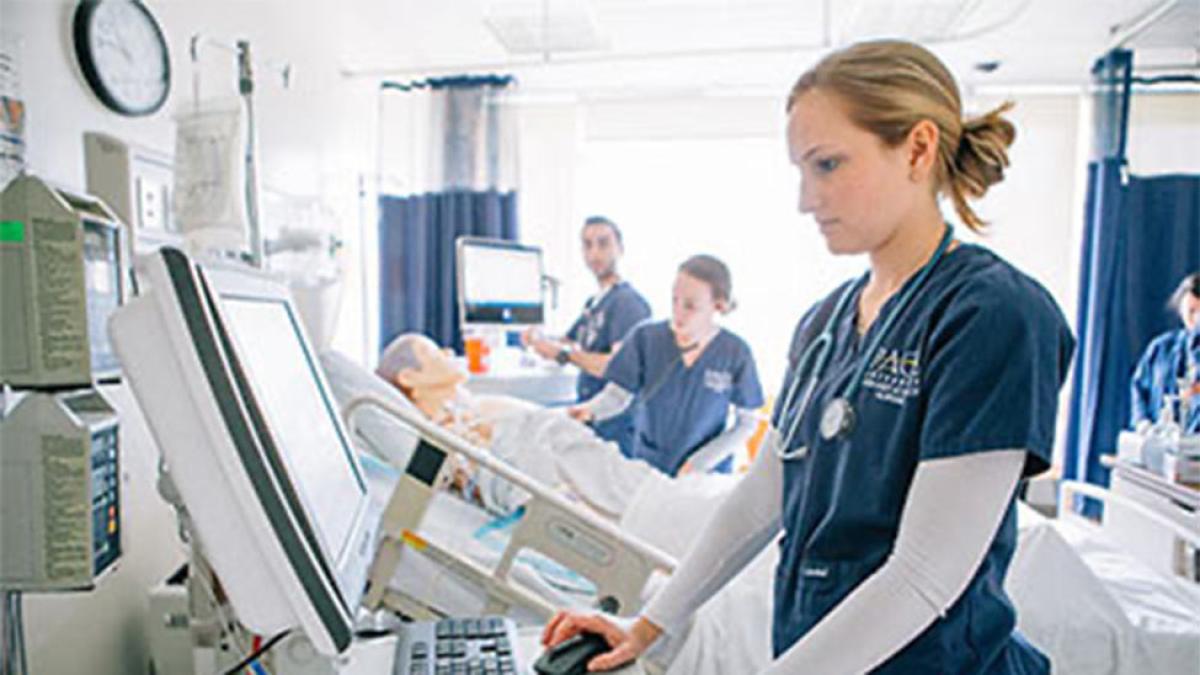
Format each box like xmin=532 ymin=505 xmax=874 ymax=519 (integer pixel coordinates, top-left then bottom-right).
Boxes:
xmin=321 ymin=352 xmax=1200 ymax=674
xmin=319 ymin=352 xmax=677 ymax=625
xmin=1008 ymin=481 xmax=1200 ymax=674
xmin=321 ymin=351 xmax=776 ymax=674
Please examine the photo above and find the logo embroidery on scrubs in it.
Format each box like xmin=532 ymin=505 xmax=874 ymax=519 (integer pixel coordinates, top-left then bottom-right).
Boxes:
xmin=703 ymin=369 xmax=733 ymax=394
xmin=581 ymin=311 xmax=605 ymax=348
xmin=862 ymin=347 xmax=921 ymax=405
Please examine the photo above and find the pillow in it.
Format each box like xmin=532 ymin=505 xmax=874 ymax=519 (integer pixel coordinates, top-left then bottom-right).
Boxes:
xmin=319 ymin=350 xmax=421 ymax=468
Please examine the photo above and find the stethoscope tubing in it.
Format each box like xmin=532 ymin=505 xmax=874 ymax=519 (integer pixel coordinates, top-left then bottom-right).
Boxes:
xmin=772 ymin=225 xmax=954 ymax=459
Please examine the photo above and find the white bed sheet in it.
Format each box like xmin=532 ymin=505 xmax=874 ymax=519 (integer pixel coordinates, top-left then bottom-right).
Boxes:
xmin=621 ymin=469 xmax=774 ymax=674
xmin=1009 ymin=504 xmax=1200 ymax=674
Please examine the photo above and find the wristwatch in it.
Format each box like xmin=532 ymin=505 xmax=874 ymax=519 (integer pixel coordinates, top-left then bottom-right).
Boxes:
xmin=555 ymin=346 xmax=573 ymax=366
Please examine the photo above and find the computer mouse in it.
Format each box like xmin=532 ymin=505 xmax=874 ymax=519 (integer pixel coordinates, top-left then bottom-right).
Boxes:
xmin=533 ymin=631 xmax=611 ymax=675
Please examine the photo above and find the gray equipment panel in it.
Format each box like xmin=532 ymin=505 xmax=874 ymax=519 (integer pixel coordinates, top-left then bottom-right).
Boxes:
xmin=0 ymin=174 xmax=127 ymax=387
xmin=0 ymin=389 xmax=121 ymax=590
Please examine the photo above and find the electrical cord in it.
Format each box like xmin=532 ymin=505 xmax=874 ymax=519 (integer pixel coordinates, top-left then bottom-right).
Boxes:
xmin=2 ymin=591 xmax=27 ymax=675
xmin=221 ymin=629 xmax=290 ymax=675
xmin=189 ymin=551 xmax=253 ymax=659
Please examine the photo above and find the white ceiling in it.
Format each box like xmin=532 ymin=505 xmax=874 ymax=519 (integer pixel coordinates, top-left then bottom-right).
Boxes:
xmin=329 ymin=0 xmax=1200 ymax=95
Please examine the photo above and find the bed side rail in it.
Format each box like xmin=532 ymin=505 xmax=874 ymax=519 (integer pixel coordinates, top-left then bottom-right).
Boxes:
xmin=1058 ymin=479 xmax=1200 ymax=582
xmin=343 ymin=393 xmax=677 ymax=617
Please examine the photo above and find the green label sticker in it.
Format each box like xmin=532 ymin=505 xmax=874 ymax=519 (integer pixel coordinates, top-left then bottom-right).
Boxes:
xmin=0 ymin=220 xmax=24 ymax=243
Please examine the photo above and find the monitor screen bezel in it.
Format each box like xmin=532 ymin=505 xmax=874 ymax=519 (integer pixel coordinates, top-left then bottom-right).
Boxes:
xmin=161 ymin=249 xmax=370 ymax=653
xmin=456 ymin=236 xmax=546 ymax=327
xmin=200 ymin=260 xmax=373 ymax=575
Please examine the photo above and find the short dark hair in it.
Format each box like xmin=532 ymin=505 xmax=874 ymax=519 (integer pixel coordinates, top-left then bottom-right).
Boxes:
xmin=1170 ymin=271 xmax=1200 ymax=314
xmin=582 ymin=215 xmax=623 ymax=246
xmin=679 ymin=254 xmax=734 ymax=309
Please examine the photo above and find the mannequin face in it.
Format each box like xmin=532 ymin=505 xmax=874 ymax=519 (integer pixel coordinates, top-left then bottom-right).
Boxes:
xmin=395 ymin=337 xmax=465 ymax=397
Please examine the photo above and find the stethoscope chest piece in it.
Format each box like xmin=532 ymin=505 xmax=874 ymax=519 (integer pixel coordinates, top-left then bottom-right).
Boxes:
xmin=819 ymin=397 xmax=855 ymax=441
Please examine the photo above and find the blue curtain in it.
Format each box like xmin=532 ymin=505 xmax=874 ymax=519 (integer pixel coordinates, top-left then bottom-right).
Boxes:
xmin=1064 ymin=50 xmax=1200 ymax=493
xmin=378 ymin=190 xmax=518 ymax=354
xmin=376 ymin=75 xmax=520 ymax=354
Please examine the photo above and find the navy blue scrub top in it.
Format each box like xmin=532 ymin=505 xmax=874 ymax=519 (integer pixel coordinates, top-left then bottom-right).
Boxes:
xmin=773 ymin=245 xmax=1074 ymax=674
xmin=566 ymin=281 xmax=651 ymax=454
xmin=605 ymin=320 xmax=764 ymax=476
xmin=1130 ymin=327 xmax=1200 ymax=433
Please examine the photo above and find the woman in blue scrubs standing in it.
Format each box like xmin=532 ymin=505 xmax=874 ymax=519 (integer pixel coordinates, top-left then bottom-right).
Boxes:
xmin=569 ymin=254 xmax=764 ymax=476
xmin=1130 ymin=271 xmax=1200 ymax=433
xmin=543 ymin=39 xmax=1074 ymax=674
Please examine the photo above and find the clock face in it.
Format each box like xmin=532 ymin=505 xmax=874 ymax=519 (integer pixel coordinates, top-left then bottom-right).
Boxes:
xmin=73 ymin=0 xmax=171 ymax=116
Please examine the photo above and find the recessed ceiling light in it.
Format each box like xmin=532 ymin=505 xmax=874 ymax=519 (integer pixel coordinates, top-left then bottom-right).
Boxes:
xmin=484 ymin=0 xmax=609 ymax=55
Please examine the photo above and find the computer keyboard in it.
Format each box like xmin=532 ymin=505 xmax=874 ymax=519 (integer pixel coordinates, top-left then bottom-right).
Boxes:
xmin=392 ymin=615 xmax=522 ymax=675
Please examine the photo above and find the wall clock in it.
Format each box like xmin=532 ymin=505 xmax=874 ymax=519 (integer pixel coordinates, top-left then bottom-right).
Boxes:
xmin=73 ymin=0 xmax=171 ymax=116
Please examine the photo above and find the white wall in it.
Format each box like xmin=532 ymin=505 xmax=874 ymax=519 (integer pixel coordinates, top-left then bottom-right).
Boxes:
xmin=513 ymin=101 xmax=587 ymax=332
xmin=960 ymin=94 xmax=1088 ymax=330
xmin=1126 ymin=91 xmax=1200 ymax=175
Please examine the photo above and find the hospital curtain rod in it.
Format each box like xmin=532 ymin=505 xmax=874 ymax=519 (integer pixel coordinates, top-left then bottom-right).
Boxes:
xmin=1131 ymin=73 xmax=1200 ymax=86
xmin=380 ymin=74 xmax=516 ymax=91
xmin=968 ymin=80 xmax=1200 ymax=98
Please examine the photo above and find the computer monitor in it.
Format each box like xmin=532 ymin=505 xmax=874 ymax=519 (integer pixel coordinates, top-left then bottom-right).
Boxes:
xmin=109 ymin=248 xmax=376 ymax=656
xmin=457 ymin=237 xmax=544 ymax=326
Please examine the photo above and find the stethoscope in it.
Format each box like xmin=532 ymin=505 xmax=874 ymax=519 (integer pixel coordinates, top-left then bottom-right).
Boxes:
xmin=580 ymin=284 xmax=617 ymax=345
xmin=771 ymin=224 xmax=955 ymax=460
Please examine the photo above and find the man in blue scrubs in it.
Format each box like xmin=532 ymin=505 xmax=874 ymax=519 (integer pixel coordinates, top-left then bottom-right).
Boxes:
xmin=525 ymin=216 xmax=651 ymax=455
xmin=1131 ymin=271 xmax=1200 ymax=433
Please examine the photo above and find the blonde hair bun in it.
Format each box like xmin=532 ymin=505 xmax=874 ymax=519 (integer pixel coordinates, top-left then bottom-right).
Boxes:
xmin=954 ymin=101 xmax=1017 ymax=200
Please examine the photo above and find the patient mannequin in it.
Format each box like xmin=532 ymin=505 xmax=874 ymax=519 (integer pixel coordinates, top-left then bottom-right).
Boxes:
xmin=375 ymin=333 xmax=538 ymax=446
xmin=374 ymin=333 xmax=662 ymax=519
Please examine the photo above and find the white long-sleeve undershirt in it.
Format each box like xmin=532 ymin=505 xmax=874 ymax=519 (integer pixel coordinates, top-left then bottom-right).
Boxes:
xmin=682 ymin=408 xmax=758 ymax=472
xmin=583 ymin=382 xmax=636 ymax=421
xmin=642 ymin=447 xmax=1024 ymax=674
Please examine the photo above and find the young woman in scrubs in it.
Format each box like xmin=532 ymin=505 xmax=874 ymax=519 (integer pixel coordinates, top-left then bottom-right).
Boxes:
xmin=1130 ymin=271 xmax=1200 ymax=433
xmin=568 ymin=254 xmax=764 ymax=476
xmin=542 ymin=39 xmax=1075 ymax=674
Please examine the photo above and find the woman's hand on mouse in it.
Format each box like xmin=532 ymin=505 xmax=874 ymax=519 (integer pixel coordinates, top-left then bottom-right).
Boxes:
xmin=541 ymin=611 xmax=662 ymax=671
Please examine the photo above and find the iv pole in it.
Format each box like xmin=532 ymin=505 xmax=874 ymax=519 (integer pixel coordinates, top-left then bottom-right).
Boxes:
xmin=188 ymin=35 xmax=291 ymax=269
